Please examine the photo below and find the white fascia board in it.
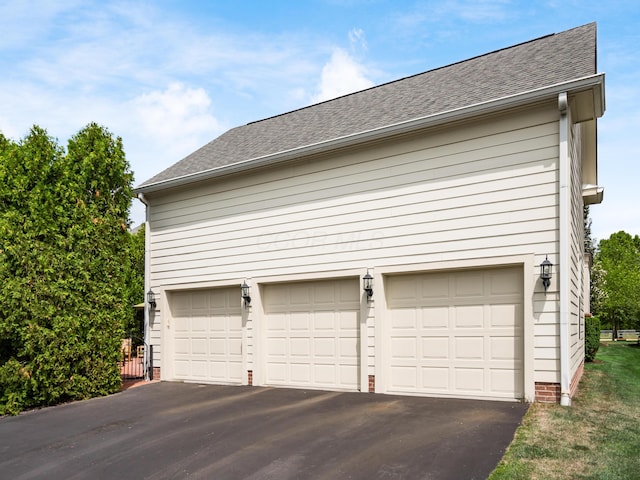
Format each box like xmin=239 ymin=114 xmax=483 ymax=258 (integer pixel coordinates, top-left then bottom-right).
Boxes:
xmin=135 ymin=73 xmax=605 ymax=194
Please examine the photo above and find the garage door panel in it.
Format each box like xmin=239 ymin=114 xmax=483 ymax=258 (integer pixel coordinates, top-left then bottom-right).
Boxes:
xmin=191 ymin=317 xmax=208 ymax=331
xmin=191 ymin=338 xmax=208 ymax=354
xmin=190 ymin=290 xmax=209 ymax=310
xmin=490 ymin=336 xmax=520 ymax=360
xmin=491 ymin=369 xmax=522 ymax=393
xmin=390 ymin=366 xmax=417 ymax=389
xmin=174 ymin=338 xmax=190 ymax=354
xmin=387 ymin=276 xmax=415 ymax=301
xmin=290 ymin=338 xmax=311 ymax=356
xmin=455 ymin=368 xmax=485 ymax=392
xmin=209 ymin=361 xmax=228 ymax=379
xmin=423 ymin=307 xmax=448 ymax=328
xmin=490 ymin=304 xmax=520 ymax=326
xmin=344 ymin=368 xmax=357 ymax=386
xmin=314 ymin=282 xmax=335 ymax=304
xmin=421 ymin=274 xmax=450 ymax=299
xmin=191 ymin=361 xmax=208 ymax=378
xmin=453 ymin=306 xmax=484 ymax=327
xmin=290 ymin=285 xmax=311 ymax=305
xmin=314 ymin=311 xmax=335 ymax=330
xmin=339 ymin=337 xmax=358 ymax=357
xmin=291 ymin=364 xmax=311 ymax=383
xmin=171 ymin=293 xmax=191 ymax=312
xmin=454 ymin=273 xmax=484 ymax=297
xmin=339 ymin=281 xmax=360 ymax=302
xmin=229 ymin=338 xmax=242 ymax=355
xmin=315 ymin=364 xmax=335 ymax=384
xmin=174 ymin=360 xmax=189 ymax=377
xmin=228 ymin=362 xmax=243 ymax=379
xmin=423 ymin=337 xmax=448 ymax=359
xmin=267 ymin=338 xmax=286 ymax=355
xmin=386 ymin=267 xmax=523 ymax=400
xmin=211 ymin=317 xmax=228 ymax=331
xmin=454 ymin=337 xmax=484 ymax=359
xmin=290 ymin=312 xmax=310 ymax=330
xmin=209 ymin=338 xmax=226 ymax=355
xmin=174 ymin=318 xmax=189 ymax=333
xmin=391 ymin=308 xmax=416 ymax=328
xmin=229 ymin=317 xmax=242 ymax=331
xmin=268 ymin=313 xmax=287 ymax=330
xmin=263 ymin=278 xmax=359 ymax=391
xmin=169 ymin=288 xmax=243 ymax=384
xmin=314 ymin=338 xmax=335 ymax=357
xmin=266 ymin=363 xmax=286 ymax=382
xmin=422 ymin=367 xmax=449 ymax=390
xmin=489 ymin=270 xmax=522 ymax=295
xmin=339 ymin=311 xmax=358 ymax=329
xmin=391 ymin=337 xmax=416 ymax=358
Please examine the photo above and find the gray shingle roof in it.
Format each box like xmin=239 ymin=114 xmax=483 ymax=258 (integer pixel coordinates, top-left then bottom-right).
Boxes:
xmin=138 ymin=23 xmax=596 ymax=189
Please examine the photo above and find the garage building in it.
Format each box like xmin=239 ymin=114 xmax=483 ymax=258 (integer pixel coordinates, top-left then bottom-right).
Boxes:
xmin=135 ymin=23 xmax=604 ymax=405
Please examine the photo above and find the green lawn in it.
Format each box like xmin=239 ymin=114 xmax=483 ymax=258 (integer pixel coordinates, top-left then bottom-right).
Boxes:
xmin=489 ymin=342 xmax=640 ymax=480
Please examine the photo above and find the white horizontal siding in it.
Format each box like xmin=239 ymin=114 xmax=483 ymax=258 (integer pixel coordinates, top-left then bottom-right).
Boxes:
xmin=149 ymin=109 xmax=558 ymax=221
xmin=568 ymin=119 xmax=586 ymax=381
xmin=533 ymin=295 xmax=561 ymax=383
xmin=150 ymin=139 xmax=558 ymax=232
xmin=147 ymin=102 xmax=562 ymax=386
xmin=151 ymin=233 xmax=558 ymax=282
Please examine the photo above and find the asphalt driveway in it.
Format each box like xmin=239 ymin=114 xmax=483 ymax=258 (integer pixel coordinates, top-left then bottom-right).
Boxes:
xmin=0 ymin=382 xmax=527 ymax=479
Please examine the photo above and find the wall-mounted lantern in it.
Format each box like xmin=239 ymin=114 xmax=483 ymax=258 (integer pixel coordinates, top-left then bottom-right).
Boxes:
xmin=147 ymin=289 xmax=157 ymax=310
xmin=241 ymin=281 xmax=251 ymax=307
xmin=540 ymin=256 xmax=552 ymax=293
xmin=363 ymin=272 xmax=373 ymax=299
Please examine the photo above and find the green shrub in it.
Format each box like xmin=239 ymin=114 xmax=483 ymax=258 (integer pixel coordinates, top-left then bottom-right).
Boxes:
xmin=0 ymin=125 xmax=132 ymax=415
xmin=585 ymin=315 xmax=601 ymax=362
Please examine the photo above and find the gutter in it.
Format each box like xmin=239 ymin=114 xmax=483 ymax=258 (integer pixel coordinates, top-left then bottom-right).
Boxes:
xmin=582 ymin=184 xmax=604 ymax=205
xmin=135 ymin=74 xmax=605 ymax=194
xmin=558 ymin=93 xmax=571 ymax=407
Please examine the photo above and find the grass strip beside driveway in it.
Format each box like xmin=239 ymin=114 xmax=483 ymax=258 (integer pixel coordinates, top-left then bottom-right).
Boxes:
xmin=489 ymin=342 xmax=640 ymax=480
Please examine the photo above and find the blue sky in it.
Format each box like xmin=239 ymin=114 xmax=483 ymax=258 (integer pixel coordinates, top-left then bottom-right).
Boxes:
xmin=0 ymin=0 xmax=638 ymax=243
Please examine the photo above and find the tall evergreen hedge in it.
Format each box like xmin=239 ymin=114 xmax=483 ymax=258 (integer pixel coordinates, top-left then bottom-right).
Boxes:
xmin=0 ymin=124 xmax=133 ymax=414
xmin=585 ymin=315 xmax=601 ymax=362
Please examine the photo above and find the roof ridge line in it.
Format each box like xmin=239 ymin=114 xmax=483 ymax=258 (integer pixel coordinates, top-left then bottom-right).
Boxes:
xmin=246 ymin=24 xmax=593 ymax=127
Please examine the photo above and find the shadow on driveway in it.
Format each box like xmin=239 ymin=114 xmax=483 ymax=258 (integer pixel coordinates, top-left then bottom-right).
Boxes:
xmin=0 ymin=382 xmax=527 ymax=479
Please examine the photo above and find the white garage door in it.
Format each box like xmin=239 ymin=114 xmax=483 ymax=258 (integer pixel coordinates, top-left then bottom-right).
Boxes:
xmin=263 ymin=278 xmax=360 ymax=391
xmin=169 ymin=288 xmax=243 ymax=384
xmin=385 ymin=267 xmax=523 ymax=400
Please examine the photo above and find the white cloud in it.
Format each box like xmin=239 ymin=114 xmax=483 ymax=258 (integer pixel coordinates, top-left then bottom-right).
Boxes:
xmin=452 ymin=0 xmax=511 ymax=22
xmin=0 ymin=0 xmax=83 ymax=49
xmin=393 ymin=0 xmax=511 ymax=31
xmin=349 ymin=28 xmax=368 ymax=52
xmin=128 ymin=83 xmax=224 ymax=182
xmin=311 ymin=48 xmax=375 ymax=104
xmin=124 ymin=84 xmax=225 ymax=226
xmin=133 ymin=83 xmax=221 ymax=146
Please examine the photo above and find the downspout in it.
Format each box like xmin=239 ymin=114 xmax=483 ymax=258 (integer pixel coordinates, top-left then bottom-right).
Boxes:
xmin=137 ymin=193 xmax=151 ymax=381
xmin=558 ymin=92 xmax=571 ymax=406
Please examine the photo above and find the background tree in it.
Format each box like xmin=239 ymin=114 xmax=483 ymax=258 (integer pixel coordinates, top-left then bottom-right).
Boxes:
xmin=590 ymin=257 xmax=608 ymax=318
xmin=592 ymin=231 xmax=640 ymax=338
xmin=0 ymin=124 xmax=133 ymax=414
xmin=123 ymin=224 xmax=145 ymax=336
xmin=584 ymin=205 xmax=595 ymax=259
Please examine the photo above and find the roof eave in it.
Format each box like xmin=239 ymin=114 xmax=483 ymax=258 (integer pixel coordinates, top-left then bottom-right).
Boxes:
xmin=573 ymin=74 xmax=605 ymax=188
xmin=135 ymin=73 xmax=605 ymax=195
xmin=582 ymin=185 xmax=604 ymax=205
